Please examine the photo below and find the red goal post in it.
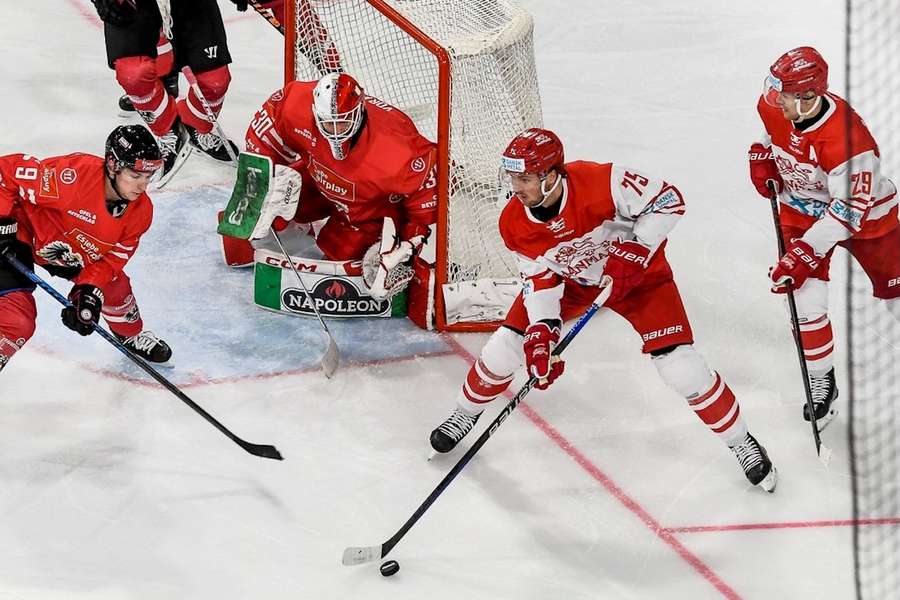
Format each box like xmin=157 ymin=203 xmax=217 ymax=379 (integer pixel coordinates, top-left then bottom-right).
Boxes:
xmin=284 ymin=0 xmax=543 ymax=331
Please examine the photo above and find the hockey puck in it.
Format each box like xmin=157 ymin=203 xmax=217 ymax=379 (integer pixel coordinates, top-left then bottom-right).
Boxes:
xmin=380 ymin=560 xmax=400 ymax=577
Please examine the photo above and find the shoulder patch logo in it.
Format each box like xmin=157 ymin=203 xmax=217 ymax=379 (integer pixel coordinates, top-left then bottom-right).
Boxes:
xmin=411 ymin=157 xmax=426 ymax=173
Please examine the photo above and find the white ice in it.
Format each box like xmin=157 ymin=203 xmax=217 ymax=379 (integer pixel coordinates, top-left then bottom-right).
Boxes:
xmin=1 ymin=1 xmax=859 ymax=599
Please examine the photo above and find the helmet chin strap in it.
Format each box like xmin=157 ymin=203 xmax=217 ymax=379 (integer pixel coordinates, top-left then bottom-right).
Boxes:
xmin=538 ymin=171 xmax=562 ymax=207
xmin=793 ymin=95 xmax=822 ymax=121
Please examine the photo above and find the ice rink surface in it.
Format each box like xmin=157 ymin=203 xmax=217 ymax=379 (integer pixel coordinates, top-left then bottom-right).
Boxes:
xmin=0 ymin=1 xmax=868 ymax=598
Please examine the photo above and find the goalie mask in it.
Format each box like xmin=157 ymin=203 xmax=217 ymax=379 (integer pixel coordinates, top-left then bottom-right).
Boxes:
xmin=312 ymin=73 xmax=366 ymax=160
xmin=763 ymin=46 xmax=828 ymax=119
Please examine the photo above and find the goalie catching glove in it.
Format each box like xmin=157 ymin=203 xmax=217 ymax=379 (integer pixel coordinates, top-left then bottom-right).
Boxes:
xmin=363 ymin=218 xmax=428 ymax=301
xmin=217 ymin=153 xmax=303 ymax=241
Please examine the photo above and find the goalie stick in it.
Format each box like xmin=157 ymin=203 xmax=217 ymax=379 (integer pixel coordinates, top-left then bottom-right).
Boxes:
xmin=4 ymin=254 xmax=283 ymax=461
xmin=341 ymin=276 xmax=613 ymax=566
xmin=766 ymin=182 xmax=830 ymax=462
xmin=183 ymin=66 xmax=340 ymax=378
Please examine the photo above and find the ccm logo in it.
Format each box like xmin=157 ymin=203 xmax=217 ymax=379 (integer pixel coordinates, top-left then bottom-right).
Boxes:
xmin=642 ymin=325 xmax=683 ymax=342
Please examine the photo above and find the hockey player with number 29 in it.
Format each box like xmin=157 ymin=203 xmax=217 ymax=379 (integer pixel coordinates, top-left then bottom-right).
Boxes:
xmin=0 ymin=125 xmax=173 ymax=372
xmin=429 ymin=128 xmax=778 ymax=492
xmin=749 ymin=47 xmax=900 ymax=431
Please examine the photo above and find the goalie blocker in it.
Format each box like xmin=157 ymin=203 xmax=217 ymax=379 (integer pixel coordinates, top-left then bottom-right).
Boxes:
xmin=217 ymin=152 xmax=435 ymax=324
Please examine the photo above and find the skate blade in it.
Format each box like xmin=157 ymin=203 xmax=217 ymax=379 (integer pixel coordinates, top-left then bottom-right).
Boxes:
xmin=805 ymin=407 xmax=838 ymax=434
xmin=758 ymin=466 xmax=778 ymax=493
xmin=153 ymin=143 xmax=194 ymax=190
xmin=426 ymin=449 xmax=439 ymax=462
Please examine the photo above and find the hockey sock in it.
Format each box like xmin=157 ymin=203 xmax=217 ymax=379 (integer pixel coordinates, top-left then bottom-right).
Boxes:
xmin=115 ymin=56 xmax=177 ymax=136
xmin=177 ymin=65 xmax=231 ymax=133
xmin=458 ymin=358 xmax=513 ymax=415
xmin=100 ymin=275 xmax=143 ymax=338
xmin=688 ymin=372 xmax=747 ymax=447
xmin=797 ymin=314 xmax=834 ymax=375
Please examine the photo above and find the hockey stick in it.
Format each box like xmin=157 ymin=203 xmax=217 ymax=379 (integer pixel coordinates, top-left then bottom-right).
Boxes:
xmin=247 ymin=0 xmax=284 ymax=34
xmin=766 ymin=182 xmax=828 ymax=460
xmin=341 ymin=276 xmax=613 ymax=566
xmin=4 ymin=254 xmax=283 ymax=461
xmin=183 ymin=66 xmax=340 ymax=378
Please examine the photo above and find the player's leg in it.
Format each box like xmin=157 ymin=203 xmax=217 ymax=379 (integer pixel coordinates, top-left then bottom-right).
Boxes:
xmin=430 ymin=282 xmax=600 ymax=453
xmin=779 ymin=225 xmax=839 ymax=428
xmin=613 ymin=276 xmax=777 ymax=491
xmin=101 ymin=272 xmax=172 ymax=363
xmin=0 ymin=246 xmax=38 ymax=372
xmin=119 ymin=32 xmax=177 ymax=115
xmin=171 ymin=0 xmax=237 ymax=162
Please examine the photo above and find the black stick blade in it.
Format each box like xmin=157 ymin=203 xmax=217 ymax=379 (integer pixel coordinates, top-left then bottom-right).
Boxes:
xmin=242 ymin=442 xmax=284 ymax=460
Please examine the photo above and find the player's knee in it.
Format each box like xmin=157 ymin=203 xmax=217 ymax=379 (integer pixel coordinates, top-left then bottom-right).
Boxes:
xmin=0 ymin=291 xmax=37 ymax=364
xmin=792 ymin=277 xmax=828 ymax=322
xmin=480 ymin=326 xmax=523 ymax=377
xmin=195 ymin=65 xmax=231 ymax=102
xmin=114 ymin=56 xmax=158 ymax=95
xmin=651 ymin=344 xmax=715 ymax=398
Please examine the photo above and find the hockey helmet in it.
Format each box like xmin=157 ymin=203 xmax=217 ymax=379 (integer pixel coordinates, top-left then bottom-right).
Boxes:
xmin=764 ymin=46 xmax=828 ymax=107
xmin=105 ymin=125 xmax=163 ymax=174
xmin=312 ymin=72 xmax=366 ymax=160
xmin=501 ymin=128 xmax=565 ymax=177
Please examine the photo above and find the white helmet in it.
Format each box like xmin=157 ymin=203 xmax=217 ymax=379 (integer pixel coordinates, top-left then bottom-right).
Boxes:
xmin=312 ymin=72 xmax=366 ymax=160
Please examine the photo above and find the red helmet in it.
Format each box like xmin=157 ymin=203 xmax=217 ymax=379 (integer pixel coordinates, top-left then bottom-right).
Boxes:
xmin=767 ymin=46 xmax=828 ymax=97
xmin=312 ymin=72 xmax=366 ymax=160
xmin=501 ymin=128 xmax=565 ymax=176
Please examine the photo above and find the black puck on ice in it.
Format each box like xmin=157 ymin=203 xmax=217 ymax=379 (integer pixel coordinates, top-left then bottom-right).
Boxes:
xmin=380 ymin=560 xmax=400 ymax=577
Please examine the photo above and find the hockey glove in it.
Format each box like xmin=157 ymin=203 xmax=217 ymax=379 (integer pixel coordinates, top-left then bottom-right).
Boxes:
xmin=230 ymin=0 xmax=249 ymax=11
xmin=769 ymin=238 xmax=823 ymax=292
xmin=61 ymin=284 xmax=104 ymax=336
xmin=523 ymin=320 xmax=564 ymax=390
xmin=603 ymin=240 xmax=650 ymax=303
xmin=90 ymin=0 xmax=137 ymax=25
xmin=748 ymin=143 xmax=783 ymax=198
xmin=0 ymin=217 xmax=17 ymax=256
xmin=364 ymin=219 xmax=428 ymax=301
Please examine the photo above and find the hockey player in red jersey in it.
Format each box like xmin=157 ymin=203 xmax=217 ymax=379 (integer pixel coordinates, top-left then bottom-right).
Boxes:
xmin=230 ymin=72 xmax=438 ymax=299
xmin=430 ymin=128 xmax=778 ymax=492
xmin=91 ymin=0 xmax=242 ymax=174
xmin=749 ymin=47 xmax=900 ymax=430
xmin=0 ymin=125 xmax=173 ymax=371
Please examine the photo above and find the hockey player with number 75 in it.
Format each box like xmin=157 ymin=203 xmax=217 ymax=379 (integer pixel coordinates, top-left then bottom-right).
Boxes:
xmin=749 ymin=47 xmax=900 ymax=431
xmin=0 ymin=125 xmax=173 ymax=372
xmin=429 ymin=128 xmax=778 ymax=492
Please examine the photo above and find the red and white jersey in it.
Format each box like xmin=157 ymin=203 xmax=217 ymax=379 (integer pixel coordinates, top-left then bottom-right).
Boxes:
xmin=757 ymin=93 xmax=898 ymax=252
xmin=0 ymin=153 xmax=152 ymax=288
xmin=499 ymin=161 xmax=685 ymax=323
xmin=245 ymin=80 xmax=438 ymax=237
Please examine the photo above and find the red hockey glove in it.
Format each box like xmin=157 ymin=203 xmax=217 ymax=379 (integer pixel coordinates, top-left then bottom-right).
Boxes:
xmin=0 ymin=217 xmax=17 ymax=256
xmin=769 ymin=239 xmax=823 ymax=293
xmin=61 ymin=284 xmax=104 ymax=337
xmin=603 ymin=240 xmax=650 ymax=303
xmin=748 ymin=143 xmax=783 ymax=198
xmin=523 ymin=320 xmax=564 ymax=390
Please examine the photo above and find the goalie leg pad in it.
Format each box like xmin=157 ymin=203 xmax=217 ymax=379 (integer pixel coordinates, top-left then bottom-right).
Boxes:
xmin=791 ymin=278 xmax=833 ymax=376
xmin=0 ymin=290 xmax=37 ymax=371
xmin=218 ymin=210 xmax=255 ymax=267
xmin=101 ymin=273 xmax=143 ymax=338
xmin=406 ymin=257 xmax=434 ymax=330
xmin=457 ymin=326 xmax=520 ymax=414
xmin=652 ymin=344 xmax=747 ymax=447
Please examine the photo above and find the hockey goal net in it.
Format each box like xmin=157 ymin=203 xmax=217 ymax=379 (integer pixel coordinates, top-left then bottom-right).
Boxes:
xmin=284 ymin=0 xmax=543 ymax=330
xmin=846 ymin=1 xmax=900 ymax=598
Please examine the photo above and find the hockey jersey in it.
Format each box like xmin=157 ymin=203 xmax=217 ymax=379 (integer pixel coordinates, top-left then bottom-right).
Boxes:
xmin=245 ymin=81 xmax=438 ymax=238
xmin=0 ymin=153 xmax=152 ymax=288
xmin=500 ymin=161 xmax=685 ymax=323
xmin=757 ymin=93 xmax=898 ymax=253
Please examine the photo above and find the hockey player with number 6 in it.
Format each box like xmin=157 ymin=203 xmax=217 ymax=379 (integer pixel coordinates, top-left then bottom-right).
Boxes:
xmin=749 ymin=47 xmax=900 ymax=431
xmin=430 ymin=128 xmax=778 ymax=492
xmin=0 ymin=125 xmax=173 ymax=371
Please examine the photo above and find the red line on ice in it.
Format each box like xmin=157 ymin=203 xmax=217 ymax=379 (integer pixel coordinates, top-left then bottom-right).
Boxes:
xmin=665 ymin=517 xmax=900 ymax=534
xmin=441 ymin=334 xmax=742 ymax=600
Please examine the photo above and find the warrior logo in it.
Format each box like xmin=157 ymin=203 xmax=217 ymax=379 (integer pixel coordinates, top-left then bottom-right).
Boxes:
xmin=36 ymin=240 xmax=85 ymax=269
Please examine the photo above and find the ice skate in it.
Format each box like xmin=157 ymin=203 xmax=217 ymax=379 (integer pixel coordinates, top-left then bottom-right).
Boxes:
xmin=428 ymin=407 xmax=481 ymax=457
xmin=118 ymin=94 xmax=136 ymax=118
xmin=115 ymin=330 xmax=172 ymax=363
xmin=155 ymin=119 xmax=192 ymax=187
xmin=185 ymin=124 xmax=239 ymax=163
xmin=803 ymin=368 xmax=838 ymax=433
xmin=730 ymin=433 xmax=777 ymax=493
